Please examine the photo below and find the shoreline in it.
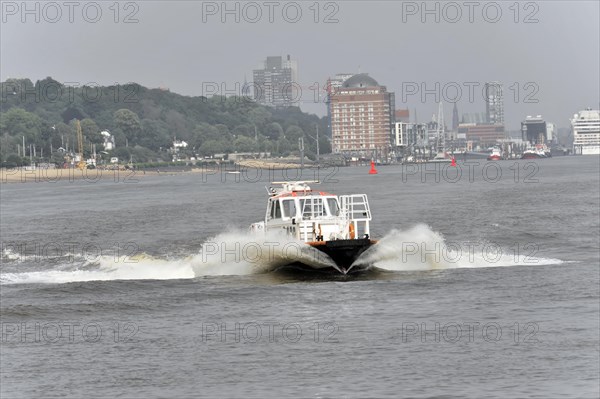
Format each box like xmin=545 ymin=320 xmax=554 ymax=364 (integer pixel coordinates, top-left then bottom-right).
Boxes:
xmin=0 ymin=161 xmax=307 ymax=184
xmin=235 ymin=159 xmax=310 ymax=170
xmin=0 ymin=167 xmax=191 ymax=184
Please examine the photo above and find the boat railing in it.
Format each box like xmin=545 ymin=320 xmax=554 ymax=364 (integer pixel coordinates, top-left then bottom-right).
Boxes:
xmin=295 ymin=218 xmax=349 ymax=242
xmin=339 ymin=194 xmax=371 ymax=238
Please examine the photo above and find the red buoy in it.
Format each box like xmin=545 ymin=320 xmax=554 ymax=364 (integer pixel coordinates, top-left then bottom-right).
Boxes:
xmin=369 ymin=160 xmax=378 ymax=174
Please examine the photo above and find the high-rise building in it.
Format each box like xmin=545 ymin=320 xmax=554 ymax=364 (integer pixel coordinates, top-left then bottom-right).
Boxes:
xmin=252 ymin=55 xmax=298 ymax=107
xmin=485 ymin=82 xmax=504 ymax=125
xmin=326 ymin=73 xmax=355 ymax=94
xmin=326 ymin=73 xmax=355 ymax=136
xmin=452 ymin=103 xmax=459 ymax=131
xmin=329 ymin=73 xmax=395 ymax=158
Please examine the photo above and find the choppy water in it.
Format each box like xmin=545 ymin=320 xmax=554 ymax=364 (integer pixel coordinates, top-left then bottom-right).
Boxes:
xmin=1 ymin=157 xmax=599 ymax=398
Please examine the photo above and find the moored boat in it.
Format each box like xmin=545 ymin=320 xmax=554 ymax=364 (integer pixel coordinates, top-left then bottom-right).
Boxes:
xmin=429 ymin=151 xmax=453 ymax=163
xmin=487 ymin=147 xmax=503 ymax=161
xmin=521 ymin=144 xmax=549 ymax=159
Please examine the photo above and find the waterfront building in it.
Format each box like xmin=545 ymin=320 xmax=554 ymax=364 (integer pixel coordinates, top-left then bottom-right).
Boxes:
xmin=457 ymin=123 xmax=506 ymax=147
xmin=393 ymin=122 xmax=427 ymax=148
xmin=329 ymin=74 xmax=395 ymax=159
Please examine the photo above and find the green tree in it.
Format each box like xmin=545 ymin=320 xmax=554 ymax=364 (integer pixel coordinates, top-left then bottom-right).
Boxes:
xmin=164 ymin=109 xmax=189 ymax=140
xmin=247 ymin=107 xmax=272 ymax=128
xmin=276 ymin=137 xmax=291 ymax=155
xmin=131 ymin=145 xmax=158 ymax=163
xmin=214 ymin=124 xmax=230 ymax=136
xmin=113 ymin=147 xmax=131 ymax=162
xmin=55 ymin=122 xmax=73 ymax=150
xmin=265 ymin=122 xmax=283 ymax=140
xmin=61 ymin=107 xmax=85 ymax=123
xmin=233 ymin=124 xmax=253 ymax=138
xmin=80 ymin=118 xmax=103 ymax=144
xmin=199 ymin=139 xmax=226 ymax=156
xmin=285 ymin=125 xmax=304 ymax=142
xmin=140 ymin=119 xmax=171 ymax=151
xmin=3 ymin=153 xmax=23 ymax=167
xmin=0 ymin=108 xmax=42 ymax=144
xmin=113 ymin=109 xmax=142 ymax=145
xmin=234 ymin=136 xmax=257 ymax=153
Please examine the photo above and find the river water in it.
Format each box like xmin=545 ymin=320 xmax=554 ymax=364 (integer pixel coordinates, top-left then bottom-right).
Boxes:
xmin=1 ymin=156 xmax=598 ymax=398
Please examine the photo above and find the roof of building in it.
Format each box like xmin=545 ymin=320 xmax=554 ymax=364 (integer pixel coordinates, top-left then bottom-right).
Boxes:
xmin=342 ymin=73 xmax=379 ymax=88
xmin=395 ymin=109 xmax=410 ymax=121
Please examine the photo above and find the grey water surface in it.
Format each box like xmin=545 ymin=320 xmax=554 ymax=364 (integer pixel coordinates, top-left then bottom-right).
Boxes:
xmin=1 ymin=156 xmax=598 ymax=398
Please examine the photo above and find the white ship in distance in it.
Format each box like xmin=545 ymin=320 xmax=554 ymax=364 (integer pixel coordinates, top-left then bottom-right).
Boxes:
xmin=571 ymin=108 xmax=600 ymax=155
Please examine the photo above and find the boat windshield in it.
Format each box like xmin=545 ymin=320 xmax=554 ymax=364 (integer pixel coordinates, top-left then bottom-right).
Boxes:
xmin=269 ymin=199 xmax=282 ymax=219
xmin=327 ymin=198 xmax=340 ymax=216
xmin=297 ymin=197 xmax=339 ymax=218
xmin=299 ymin=198 xmax=325 ymax=218
xmin=281 ymin=199 xmax=297 ymax=219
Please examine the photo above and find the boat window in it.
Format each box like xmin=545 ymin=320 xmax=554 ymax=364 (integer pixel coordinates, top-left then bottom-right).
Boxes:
xmin=327 ymin=198 xmax=340 ymax=216
xmin=273 ymin=200 xmax=282 ymax=219
xmin=282 ymin=199 xmax=297 ymax=219
xmin=299 ymin=199 xmax=306 ymax=217
xmin=299 ymin=198 xmax=324 ymax=218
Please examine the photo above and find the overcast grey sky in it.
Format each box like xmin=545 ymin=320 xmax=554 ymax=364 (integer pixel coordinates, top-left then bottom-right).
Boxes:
xmin=2 ymin=0 xmax=599 ymax=129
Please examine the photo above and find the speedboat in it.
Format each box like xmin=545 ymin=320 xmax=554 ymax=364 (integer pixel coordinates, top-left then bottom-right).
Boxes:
xmin=250 ymin=181 xmax=377 ymax=273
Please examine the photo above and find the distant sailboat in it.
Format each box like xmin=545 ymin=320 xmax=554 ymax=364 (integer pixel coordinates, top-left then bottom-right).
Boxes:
xmin=430 ymin=102 xmax=452 ymax=163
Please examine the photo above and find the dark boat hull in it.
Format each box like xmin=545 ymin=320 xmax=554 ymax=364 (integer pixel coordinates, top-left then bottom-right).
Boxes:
xmin=309 ymin=238 xmax=376 ymax=272
xmin=521 ymin=153 xmax=545 ymax=159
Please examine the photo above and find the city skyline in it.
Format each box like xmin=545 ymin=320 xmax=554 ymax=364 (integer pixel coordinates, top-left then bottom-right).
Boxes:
xmin=1 ymin=1 xmax=598 ymax=130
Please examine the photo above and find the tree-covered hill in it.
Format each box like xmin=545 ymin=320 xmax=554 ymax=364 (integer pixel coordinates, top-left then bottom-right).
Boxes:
xmin=0 ymin=77 xmax=330 ymax=166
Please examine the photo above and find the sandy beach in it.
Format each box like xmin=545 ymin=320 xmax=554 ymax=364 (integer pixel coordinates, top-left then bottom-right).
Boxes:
xmin=0 ymin=167 xmax=182 ymax=184
xmin=235 ymin=159 xmax=308 ymax=169
xmin=0 ymin=161 xmax=307 ymax=184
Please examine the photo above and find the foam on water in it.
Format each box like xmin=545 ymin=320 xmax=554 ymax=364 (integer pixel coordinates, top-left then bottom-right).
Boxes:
xmin=1 ymin=226 xmax=565 ymax=285
xmin=192 ymin=230 xmax=339 ymax=275
xmin=352 ymin=224 xmax=565 ymax=272
xmin=0 ymin=230 xmax=337 ymax=285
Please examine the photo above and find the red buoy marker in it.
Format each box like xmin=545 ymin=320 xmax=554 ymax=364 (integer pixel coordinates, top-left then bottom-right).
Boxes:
xmin=369 ymin=160 xmax=378 ymax=174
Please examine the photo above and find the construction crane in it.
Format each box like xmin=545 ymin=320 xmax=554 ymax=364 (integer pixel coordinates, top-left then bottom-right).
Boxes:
xmin=76 ymin=120 xmax=86 ymax=169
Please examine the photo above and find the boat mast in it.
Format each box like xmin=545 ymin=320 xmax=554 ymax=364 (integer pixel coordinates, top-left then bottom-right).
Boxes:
xmin=436 ymin=102 xmax=445 ymax=154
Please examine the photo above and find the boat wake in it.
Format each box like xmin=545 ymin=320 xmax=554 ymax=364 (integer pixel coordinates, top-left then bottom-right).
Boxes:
xmin=0 ymin=230 xmax=337 ymax=285
xmin=1 ymin=225 xmax=564 ymax=285
xmin=352 ymin=224 xmax=564 ymax=272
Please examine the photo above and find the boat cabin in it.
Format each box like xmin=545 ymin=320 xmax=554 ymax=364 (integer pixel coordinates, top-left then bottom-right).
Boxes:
xmin=251 ymin=181 xmax=371 ymax=243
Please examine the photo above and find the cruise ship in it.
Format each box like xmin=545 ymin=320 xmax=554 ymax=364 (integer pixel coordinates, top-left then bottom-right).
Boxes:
xmin=571 ymin=109 xmax=600 ymax=155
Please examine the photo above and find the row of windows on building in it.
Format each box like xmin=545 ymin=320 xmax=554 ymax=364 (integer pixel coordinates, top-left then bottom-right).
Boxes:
xmin=331 ymin=103 xmax=388 ymax=109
